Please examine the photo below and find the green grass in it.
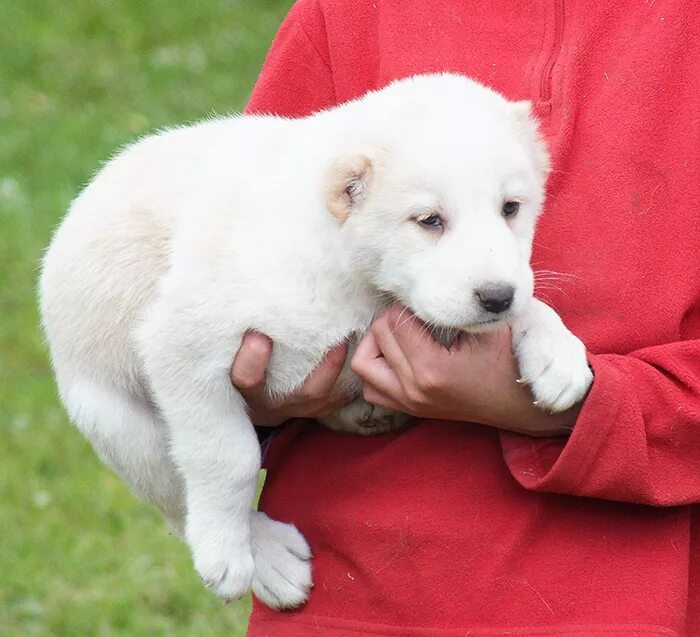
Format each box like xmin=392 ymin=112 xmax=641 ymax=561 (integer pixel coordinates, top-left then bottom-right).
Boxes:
xmin=0 ymin=2 xmax=292 ymax=634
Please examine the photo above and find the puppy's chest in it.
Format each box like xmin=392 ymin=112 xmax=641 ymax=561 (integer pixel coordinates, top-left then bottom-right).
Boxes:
xmin=215 ymin=229 xmax=381 ymax=397
xmin=258 ymin=290 xmax=380 ymax=399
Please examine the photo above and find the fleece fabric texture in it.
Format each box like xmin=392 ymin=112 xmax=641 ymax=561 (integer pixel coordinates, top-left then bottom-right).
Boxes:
xmin=244 ymin=1 xmax=700 ymax=635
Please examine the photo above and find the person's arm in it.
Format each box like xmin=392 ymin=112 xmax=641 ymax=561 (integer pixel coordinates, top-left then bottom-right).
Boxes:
xmin=500 ymin=339 xmax=700 ymax=506
xmin=244 ymin=0 xmax=335 ymax=118
xmin=351 ymin=303 xmax=700 ymax=507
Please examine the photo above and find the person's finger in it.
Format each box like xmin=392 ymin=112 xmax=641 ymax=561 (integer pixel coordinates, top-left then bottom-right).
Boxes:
xmin=351 ymin=327 xmax=382 ymax=374
xmin=371 ymin=311 xmax=414 ymax=382
xmin=361 ymin=383 xmax=405 ymax=412
xmin=231 ymin=331 xmax=273 ymax=389
xmin=351 ymin=330 xmax=404 ymax=398
xmin=385 ymin=303 xmax=446 ymax=375
xmin=307 ymin=392 xmax=355 ymax=418
xmin=298 ymin=341 xmax=349 ymax=401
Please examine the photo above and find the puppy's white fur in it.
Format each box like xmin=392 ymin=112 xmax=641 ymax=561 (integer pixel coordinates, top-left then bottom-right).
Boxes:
xmin=39 ymin=74 xmax=592 ymax=609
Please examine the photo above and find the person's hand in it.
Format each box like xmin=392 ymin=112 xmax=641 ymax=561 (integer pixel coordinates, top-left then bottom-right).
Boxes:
xmin=231 ymin=332 xmax=352 ymax=426
xmin=351 ymin=304 xmax=582 ymax=437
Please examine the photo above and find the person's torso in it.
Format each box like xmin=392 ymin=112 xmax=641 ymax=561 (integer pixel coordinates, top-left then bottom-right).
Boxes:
xmin=249 ymin=2 xmax=700 ymax=635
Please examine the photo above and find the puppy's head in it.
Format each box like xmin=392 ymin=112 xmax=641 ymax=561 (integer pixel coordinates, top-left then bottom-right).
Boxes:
xmin=326 ymin=73 xmax=550 ymax=334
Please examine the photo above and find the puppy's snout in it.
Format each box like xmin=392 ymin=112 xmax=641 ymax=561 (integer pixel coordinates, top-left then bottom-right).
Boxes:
xmin=475 ymin=283 xmax=515 ymax=314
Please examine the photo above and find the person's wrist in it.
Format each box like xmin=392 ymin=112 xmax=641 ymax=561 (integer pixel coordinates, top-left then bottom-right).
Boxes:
xmin=473 ymin=377 xmax=582 ymax=437
xmin=495 ymin=400 xmax=580 ymax=437
xmin=248 ymin=404 xmax=289 ymax=428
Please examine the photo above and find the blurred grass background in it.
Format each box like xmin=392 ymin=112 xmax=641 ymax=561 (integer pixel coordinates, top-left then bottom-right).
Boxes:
xmin=0 ymin=1 xmax=293 ymax=634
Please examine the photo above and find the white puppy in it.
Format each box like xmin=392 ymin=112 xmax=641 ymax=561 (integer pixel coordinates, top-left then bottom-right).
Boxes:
xmin=39 ymin=73 xmax=592 ymax=609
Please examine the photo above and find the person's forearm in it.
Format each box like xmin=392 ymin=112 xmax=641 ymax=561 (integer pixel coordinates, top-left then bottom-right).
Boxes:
xmin=502 ymin=343 xmax=700 ymax=505
xmin=476 ymin=379 xmax=583 ymax=437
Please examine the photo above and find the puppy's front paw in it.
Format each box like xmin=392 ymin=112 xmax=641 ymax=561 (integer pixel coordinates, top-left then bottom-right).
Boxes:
xmin=189 ymin=522 xmax=255 ymax=601
xmin=251 ymin=511 xmax=312 ymax=610
xmin=512 ymin=302 xmax=593 ymax=413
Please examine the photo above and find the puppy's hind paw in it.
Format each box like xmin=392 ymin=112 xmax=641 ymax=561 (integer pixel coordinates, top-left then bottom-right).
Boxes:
xmin=251 ymin=511 xmax=312 ymax=610
xmin=193 ymin=542 xmax=255 ymax=602
xmin=321 ymin=399 xmax=409 ymax=435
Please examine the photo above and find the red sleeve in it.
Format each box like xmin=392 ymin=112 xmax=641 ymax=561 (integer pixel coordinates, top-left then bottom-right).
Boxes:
xmin=501 ymin=339 xmax=700 ymax=506
xmin=245 ymin=0 xmax=336 ymax=117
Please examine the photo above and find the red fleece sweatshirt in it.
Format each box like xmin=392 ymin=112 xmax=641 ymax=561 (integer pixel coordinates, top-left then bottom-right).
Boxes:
xmin=245 ymin=2 xmax=700 ymax=635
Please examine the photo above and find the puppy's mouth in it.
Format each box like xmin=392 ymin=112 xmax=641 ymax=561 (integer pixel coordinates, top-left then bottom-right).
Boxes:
xmin=428 ymin=326 xmax=462 ymax=349
xmin=385 ymin=294 xmax=510 ymax=349
xmin=427 ymin=316 xmax=507 ymax=349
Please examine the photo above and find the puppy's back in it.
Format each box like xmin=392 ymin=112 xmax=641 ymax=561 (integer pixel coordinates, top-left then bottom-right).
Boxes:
xmin=40 ymin=119 xmax=235 ymax=393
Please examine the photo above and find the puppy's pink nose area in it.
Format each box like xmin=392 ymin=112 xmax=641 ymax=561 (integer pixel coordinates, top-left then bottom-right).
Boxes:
xmin=475 ymin=283 xmax=515 ymax=314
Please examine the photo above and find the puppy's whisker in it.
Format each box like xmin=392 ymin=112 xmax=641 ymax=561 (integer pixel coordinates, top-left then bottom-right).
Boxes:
xmin=537 ymin=294 xmax=552 ymax=304
xmin=533 ymin=279 xmax=571 ymax=289
xmin=395 ymin=311 xmax=419 ymax=333
xmin=533 ymin=277 xmax=569 ymax=286
xmin=395 ymin=305 xmax=412 ymax=327
xmin=415 ymin=323 xmax=431 ymax=345
xmin=534 ymin=275 xmax=565 ymax=280
xmin=532 ymin=268 xmax=579 ymax=281
xmin=535 ymin=283 xmax=565 ymax=294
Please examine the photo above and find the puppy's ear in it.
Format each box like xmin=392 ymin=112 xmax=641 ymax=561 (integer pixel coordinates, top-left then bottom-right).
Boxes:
xmin=326 ymin=153 xmax=374 ymax=223
xmin=511 ymin=100 xmax=551 ymax=178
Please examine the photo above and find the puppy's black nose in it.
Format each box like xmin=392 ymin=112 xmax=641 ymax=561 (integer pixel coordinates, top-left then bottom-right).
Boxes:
xmin=475 ymin=283 xmax=515 ymax=314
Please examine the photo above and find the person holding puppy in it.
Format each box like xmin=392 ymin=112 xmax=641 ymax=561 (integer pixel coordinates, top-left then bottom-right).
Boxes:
xmin=233 ymin=1 xmax=700 ymax=635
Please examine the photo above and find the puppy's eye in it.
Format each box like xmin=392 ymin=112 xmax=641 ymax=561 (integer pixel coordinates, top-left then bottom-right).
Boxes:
xmin=502 ymin=201 xmax=520 ymax=218
xmin=415 ymin=213 xmax=444 ymax=230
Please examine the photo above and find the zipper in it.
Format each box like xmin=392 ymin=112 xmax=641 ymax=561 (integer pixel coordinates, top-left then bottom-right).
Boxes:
xmin=539 ymin=0 xmax=565 ymax=103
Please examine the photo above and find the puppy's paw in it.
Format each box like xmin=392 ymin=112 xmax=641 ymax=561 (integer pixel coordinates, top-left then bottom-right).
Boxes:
xmin=512 ymin=301 xmax=593 ymax=413
xmin=320 ymin=398 xmax=409 ymax=435
xmin=251 ymin=511 xmax=312 ymax=610
xmin=189 ymin=522 xmax=255 ymax=601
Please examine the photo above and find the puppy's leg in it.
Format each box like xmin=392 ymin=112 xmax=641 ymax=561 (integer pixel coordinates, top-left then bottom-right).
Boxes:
xmin=172 ymin=388 xmax=259 ymax=602
xmin=138 ymin=278 xmax=318 ymax=605
xmin=140 ymin=317 xmax=260 ymax=601
xmin=60 ymin=376 xmax=185 ymax=533
xmin=511 ymin=298 xmax=593 ymax=413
